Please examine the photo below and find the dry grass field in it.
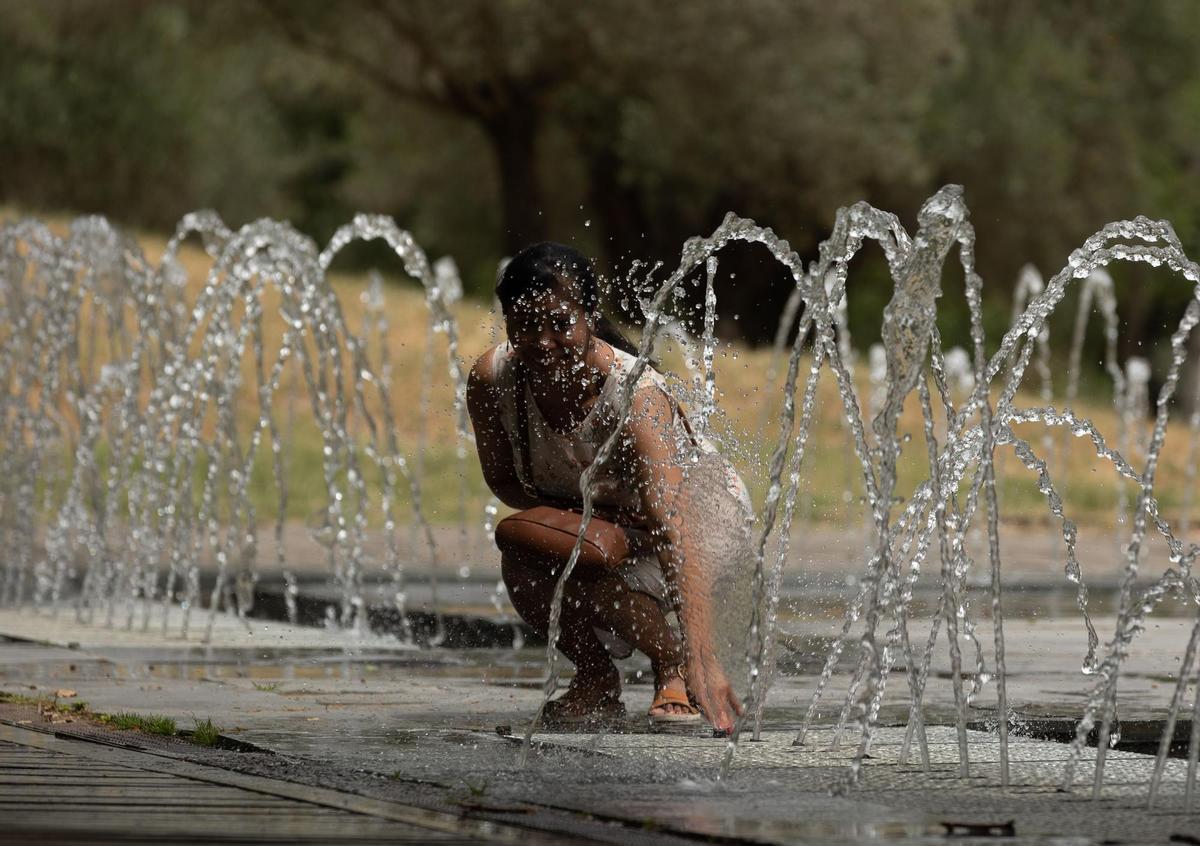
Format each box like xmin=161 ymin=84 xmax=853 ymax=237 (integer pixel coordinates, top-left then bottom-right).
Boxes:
xmin=3 ymin=209 xmax=1192 ymax=534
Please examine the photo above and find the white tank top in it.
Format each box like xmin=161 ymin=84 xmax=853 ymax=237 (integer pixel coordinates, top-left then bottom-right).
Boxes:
xmin=490 ymin=341 xmax=749 ymax=514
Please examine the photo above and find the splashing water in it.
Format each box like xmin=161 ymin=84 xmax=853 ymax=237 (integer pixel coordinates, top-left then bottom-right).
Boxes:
xmin=6 ymin=187 xmax=1200 ymax=806
xmin=0 ymin=211 xmax=477 ymax=646
xmin=516 ymin=185 xmax=1200 ymax=806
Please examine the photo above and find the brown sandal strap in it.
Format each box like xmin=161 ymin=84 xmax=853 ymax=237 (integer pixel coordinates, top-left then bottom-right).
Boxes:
xmin=650 ymin=687 xmax=698 ymax=713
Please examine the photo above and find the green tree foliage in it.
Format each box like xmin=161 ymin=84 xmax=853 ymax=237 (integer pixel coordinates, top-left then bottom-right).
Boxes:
xmin=4 ymin=0 xmax=1200 ymax=369
xmin=0 ymin=1 xmax=202 ymax=222
xmin=925 ymin=0 xmax=1200 ymax=358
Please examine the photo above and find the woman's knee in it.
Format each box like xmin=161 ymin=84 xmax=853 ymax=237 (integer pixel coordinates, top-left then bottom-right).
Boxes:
xmin=500 ymin=552 xmax=548 ymax=589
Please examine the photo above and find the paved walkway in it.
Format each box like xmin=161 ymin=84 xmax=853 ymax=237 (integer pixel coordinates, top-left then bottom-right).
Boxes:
xmin=0 ymin=724 xmax=496 ymax=844
xmin=0 ymin=717 xmax=688 ymax=846
xmin=1 ymin=621 xmax=1199 ymax=844
xmin=0 ymin=607 xmax=401 ymax=650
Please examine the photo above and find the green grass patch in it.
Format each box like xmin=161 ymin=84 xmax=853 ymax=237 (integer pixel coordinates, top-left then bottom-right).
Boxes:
xmin=462 ymin=777 xmax=489 ymax=798
xmin=0 ymin=690 xmax=88 ymax=714
xmin=1 ymin=692 xmax=201 ymax=740
xmin=105 ymin=712 xmax=177 ymax=735
xmin=189 ymin=716 xmax=222 ymax=747
xmin=0 ymin=691 xmax=43 ymax=707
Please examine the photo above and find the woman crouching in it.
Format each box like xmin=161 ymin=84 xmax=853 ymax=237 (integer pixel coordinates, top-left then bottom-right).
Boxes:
xmin=466 ymin=242 xmax=752 ymax=733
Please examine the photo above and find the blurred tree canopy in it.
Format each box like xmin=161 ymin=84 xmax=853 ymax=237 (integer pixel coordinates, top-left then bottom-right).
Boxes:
xmin=4 ymin=0 xmax=1200 ymax=364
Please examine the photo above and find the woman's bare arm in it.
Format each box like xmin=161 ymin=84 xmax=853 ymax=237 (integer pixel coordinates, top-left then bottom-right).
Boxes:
xmin=625 ymin=385 xmax=742 ymax=732
xmin=467 ymin=349 xmax=628 ymax=519
xmin=466 ymin=350 xmax=542 ymax=510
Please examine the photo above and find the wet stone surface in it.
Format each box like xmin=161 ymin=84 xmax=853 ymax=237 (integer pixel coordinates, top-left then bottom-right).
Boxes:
xmin=1 ymin=624 xmax=1199 ymax=844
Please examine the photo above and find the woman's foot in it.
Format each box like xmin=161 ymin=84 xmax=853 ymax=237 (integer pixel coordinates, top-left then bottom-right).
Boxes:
xmin=648 ymin=663 xmax=702 ymax=724
xmin=543 ymin=665 xmax=625 ymax=726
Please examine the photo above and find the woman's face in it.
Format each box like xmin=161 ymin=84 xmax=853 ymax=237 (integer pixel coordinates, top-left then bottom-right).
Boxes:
xmin=504 ymin=279 xmax=594 ymax=376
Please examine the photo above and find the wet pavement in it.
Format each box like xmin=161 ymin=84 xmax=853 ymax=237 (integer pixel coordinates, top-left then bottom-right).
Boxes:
xmin=0 ymin=723 xmax=508 ymax=845
xmin=2 ymin=519 xmax=1199 ymax=844
xmin=2 ymin=597 xmax=1200 ymax=845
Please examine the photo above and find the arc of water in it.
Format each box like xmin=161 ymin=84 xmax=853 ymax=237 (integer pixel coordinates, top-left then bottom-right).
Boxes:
xmin=321 ymin=216 xmax=472 ymax=642
xmin=932 ymin=226 xmax=1200 ymax=797
xmin=833 ymin=187 xmax=974 ymax=789
xmin=151 ymin=211 xmax=234 ymax=628
xmin=761 ymin=208 xmax=907 ymax=428
xmin=3 ymin=220 xmax=181 ymax=616
xmin=997 ymin=233 xmax=1197 ymax=795
xmin=1147 ymin=601 xmax=1200 ymax=807
xmin=9 ymin=211 xmax=462 ymax=647
xmin=1179 ymin=357 xmax=1200 ymax=538
xmin=734 ymin=201 xmax=929 ymax=783
xmin=743 ymin=204 xmax=904 ymax=753
xmin=963 ymin=217 xmax=1200 ymax=797
xmin=697 ymin=256 xmax=719 ymax=437
xmin=778 ymin=203 xmax=947 ymax=767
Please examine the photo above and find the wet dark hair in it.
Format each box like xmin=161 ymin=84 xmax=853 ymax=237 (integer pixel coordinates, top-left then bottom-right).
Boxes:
xmin=496 ymin=242 xmax=639 ymax=357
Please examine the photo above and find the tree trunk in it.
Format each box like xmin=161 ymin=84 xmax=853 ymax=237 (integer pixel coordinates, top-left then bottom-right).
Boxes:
xmin=1116 ymin=266 xmax=1152 ymax=365
xmin=1178 ymin=320 xmax=1200 ymax=419
xmin=585 ymin=146 xmax=648 ymax=281
xmin=485 ymin=108 xmax=544 ymax=256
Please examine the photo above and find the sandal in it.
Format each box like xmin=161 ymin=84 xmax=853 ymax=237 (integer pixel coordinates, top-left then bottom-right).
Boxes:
xmin=542 ymin=695 xmax=627 ymax=728
xmin=648 ymin=664 xmax=703 ymax=725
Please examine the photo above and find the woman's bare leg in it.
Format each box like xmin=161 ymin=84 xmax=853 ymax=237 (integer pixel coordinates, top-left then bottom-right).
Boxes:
xmin=575 ymin=567 xmax=692 ymax=716
xmin=501 ymin=553 xmax=691 ymax=715
xmin=502 ymin=554 xmax=620 ymax=713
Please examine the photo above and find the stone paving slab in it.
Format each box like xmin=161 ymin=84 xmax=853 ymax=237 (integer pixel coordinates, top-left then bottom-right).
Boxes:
xmin=3 ymin=610 xmax=1200 ymax=843
xmin=500 ymin=728 xmax=1200 ymax=844
xmin=0 ymin=711 xmax=710 ymax=846
xmin=0 ymin=725 xmax=497 ymax=844
xmin=5 ymin=602 xmax=1194 ymax=722
xmin=527 ymin=725 xmax=1197 ymax=795
xmin=0 ymin=607 xmax=406 ymax=650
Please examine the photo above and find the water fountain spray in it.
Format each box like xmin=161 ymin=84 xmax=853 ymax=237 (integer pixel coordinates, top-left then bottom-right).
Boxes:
xmin=7 ymin=189 xmax=1200 ymax=806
